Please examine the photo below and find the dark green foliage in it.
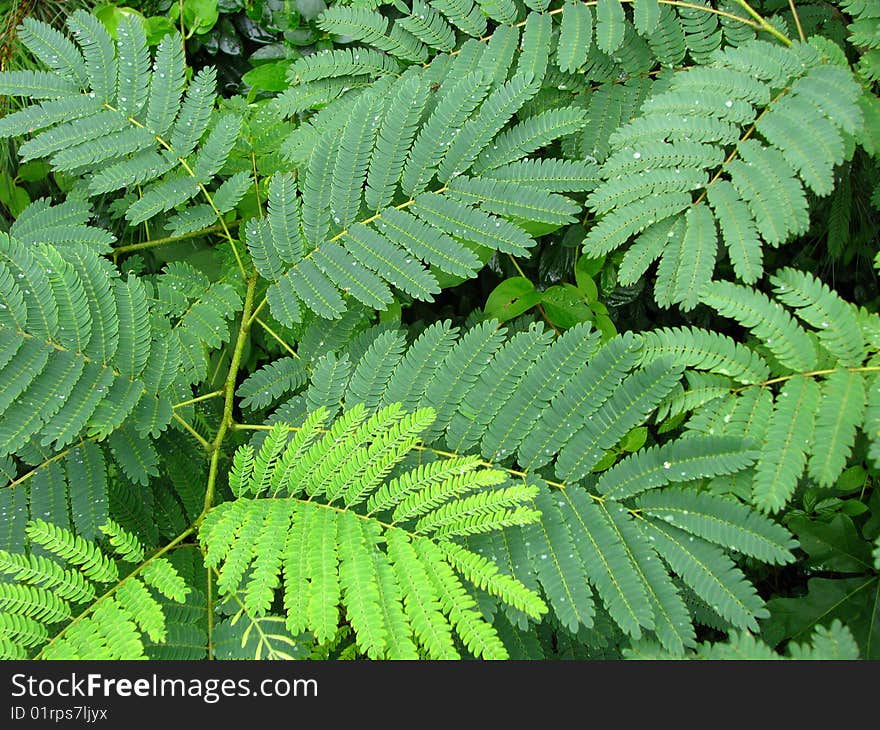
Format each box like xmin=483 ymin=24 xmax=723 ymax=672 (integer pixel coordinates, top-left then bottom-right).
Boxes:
xmin=0 ymin=3 xmax=877 ymax=662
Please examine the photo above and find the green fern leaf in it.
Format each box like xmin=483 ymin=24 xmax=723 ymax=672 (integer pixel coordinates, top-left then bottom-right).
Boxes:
xmin=438 ymin=73 xmax=539 ymax=182
xmin=563 ymin=490 xmax=654 ymax=638
xmin=145 ymin=33 xmax=185 ymax=136
xmin=596 ymin=0 xmax=626 ymax=54
xmin=99 ymin=519 xmax=144 ymax=563
xmin=558 ymin=2 xmax=594 ymax=73
xmin=66 ymin=9 xmax=116 ymax=102
xmin=0 ymin=69 xmax=79 ymax=99
xmin=402 ymin=70 xmax=491 ymax=195
xmin=448 ymin=325 xmax=554 ymax=453
xmin=634 ymin=0 xmax=661 ymax=35
xmin=365 ymin=74 xmax=430 ymax=211
xmin=555 ymin=358 xmax=683 ymax=481
xmin=475 ymin=110 xmax=589 ymax=173
xmin=343 ymin=221 xmax=440 ymax=300
xmin=428 ymin=0 xmax=486 ymax=37
xmin=25 ymin=519 xmax=117 ymax=583
xmin=522 ymin=487 xmax=596 ymax=632
xmin=410 ymin=191 xmax=533 ymax=256
xmin=399 ymin=1 xmax=457 ymax=52
xmin=638 ymin=518 xmax=768 ymax=631
xmin=597 ymin=435 xmax=757 ymax=500
xmin=602 ymin=502 xmax=695 ymax=653
xmin=237 ymin=357 xmax=308 ymax=411
xmin=702 ymin=280 xmax=817 ymax=372
xmin=728 ymin=140 xmax=809 ymax=246
xmin=807 ymin=371 xmax=866 ymax=488
xmin=706 ymin=180 xmax=762 ymax=283
xmin=17 ymin=17 xmax=87 ymax=87
xmin=637 ymin=489 xmax=796 ymax=564
xmin=753 ymin=375 xmax=820 ymax=513
xmin=516 ymin=13 xmax=552 ymax=81
xmin=447 ymin=176 xmax=580 ymax=225
xmin=640 ymin=326 xmax=769 ymax=384
xmin=289 ymin=48 xmax=399 ymax=84
xmin=771 ymin=268 xmax=864 ymax=366
xmin=305 ymin=352 xmax=351 ymax=415
xmin=114 ymin=14 xmax=150 ymax=116
xmin=331 ymin=88 xmax=386 ymax=228
xmin=658 ymin=202 xmax=717 ymax=311
xmin=201 ymin=405 xmax=546 ymax=658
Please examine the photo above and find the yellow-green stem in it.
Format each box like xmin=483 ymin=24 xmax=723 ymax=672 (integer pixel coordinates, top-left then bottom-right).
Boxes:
xmin=199 ymin=275 xmax=258 ymax=521
xmin=729 ymin=0 xmax=793 ymax=45
xmin=173 ymin=412 xmax=213 ymax=452
xmin=173 ymin=389 xmax=225 ymax=409
xmin=255 ymin=317 xmax=302 ymax=360
xmin=113 ymin=221 xmax=239 ymax=255
xmin=735 ymin=365 xmax=880 ymax=393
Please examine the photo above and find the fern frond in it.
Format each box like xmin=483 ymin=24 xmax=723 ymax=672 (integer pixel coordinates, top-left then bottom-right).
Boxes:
xmin=517 ymin=13 xmax=553 ymax=80
xmin=365 ymin=75 xmax=430 ymax=211
xmin=99 ymin=519 xmax=145 ymax=563
xmin=319 ymin=7 xmax=428 ymax=63
xmin=701 ymin=280 xmax=817 ymax=372
xmin=563 ymin=490 xmax=654 ymax=638
xmin=554 ymin=357 xmax=683 ymax=482
xmin=807 ymin=371 xmax=866 ymax=488
xmin=475 ymin=110 xmax=589 ymax=172
xmin=638 ymin=518 xmax=767 ymax=631
xmin=581 ymin=40 xmax=864 ymax=304
xmin=114 ymin=14 xmax=150 ymax=117
xmin=640 ymin=326 xmax=769 ymax=384
xmin=557 ymin=2 xmax=594 ymax=74
xmin=0 ymin=13 xmax=241 ymax=225
xmin=447 ymin=176 xmax=580 ymax=225
xmin=26 ymin=519 xmax=117 ymax=583
xmin=597 ymin=435 xmax=758 ymax=500
xmin=428 ymin=0 xmax=487 ymax=37
xmin=201 ymin=404 xmax=546 ymax=658
xmin=0 ymin=550 xmax=95 ymax=603
xmin=771 ymin=268 xmax=864 ymax=366
xmin=596 ymin=0 xmax=626 ymax=55
xmin=399 ymin=1 xmax=457 ymax=52
xmin=236 ymin=358 xmax=308 ymax=411
xmin=289 ymin=48 xmax=400 ymax=84
xmin=753 ymin=375 xmax=820 ymax=513
xmin=0 ymin=519 xmax=187 ymax=659
xmin=636 ymin=489 xmax=797 ymax=564
xmin=402 ymin=70 xmax=491 ymax=195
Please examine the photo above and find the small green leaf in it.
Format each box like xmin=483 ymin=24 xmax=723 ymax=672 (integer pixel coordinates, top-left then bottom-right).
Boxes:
xmin=594 ymin=313 xmax=617 ymax=340
xmin=0 ymin=174 xmax=31 ymax=216
xmin=243 ymin=62 xmax=295 ymax=93
xmin=541 ymin=284 xmax=593 ymax=329
xmin=790 ymin=514 xmax=874 ymax=573
xmin=575 ymin=257 xmax=599 ymax=303
xmin=591 ymin=451 xmax=618 ymax=472
xmin=16 ymin=162 xmax=50 ymax=183
xmin=834 ymin=466 xmax=867 ymax=494
xmin=620 ymin=427 xmax=648 ymax=453
xmin=576 ymin=254 xmax=606 ymax=278
xmin=93 ymin=5 xmax=145 ymax=38
xmin=143 ymin=16 xmax=176 ymax=45
xmin=484 ymin=277 xmax=542 ymax=322
xmin=170 ymin=0 xmax=219 ymax=34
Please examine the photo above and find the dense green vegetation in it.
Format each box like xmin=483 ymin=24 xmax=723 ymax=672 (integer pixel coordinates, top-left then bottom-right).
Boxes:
xmin=0 ymin=0 xmax=878 ymax=660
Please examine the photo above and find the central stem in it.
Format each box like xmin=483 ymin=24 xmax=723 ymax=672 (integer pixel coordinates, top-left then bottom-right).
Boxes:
xmin=198 ymin=275 xmax=258 ymax=522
